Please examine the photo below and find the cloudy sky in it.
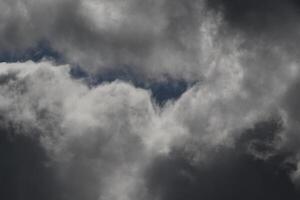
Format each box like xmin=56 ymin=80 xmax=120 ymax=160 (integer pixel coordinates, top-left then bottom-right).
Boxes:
xmin=2 ymin=0 xmax=300 ymax=200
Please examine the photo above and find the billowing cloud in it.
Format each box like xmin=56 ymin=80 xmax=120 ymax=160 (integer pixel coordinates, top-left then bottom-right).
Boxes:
xmin=0 ymin=61 xmax=186 ymax=200
xmin=0 ymin=0 xmax=223 ymax=80
xmin=3 ymin=1 xmax=300 ymax=200
xmin=0 ymin=49 xmax=299 ymax=199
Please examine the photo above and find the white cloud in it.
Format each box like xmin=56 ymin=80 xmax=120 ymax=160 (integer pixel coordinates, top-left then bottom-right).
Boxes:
xmin=0 ymin=61 xmax=186 ymax=199
xmin=1 ymin=56 xmax=299 ymax=199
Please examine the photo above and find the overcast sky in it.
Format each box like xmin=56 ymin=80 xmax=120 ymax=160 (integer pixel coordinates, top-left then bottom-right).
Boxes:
xmin=2 ymin=1 xmax=300 ymax=200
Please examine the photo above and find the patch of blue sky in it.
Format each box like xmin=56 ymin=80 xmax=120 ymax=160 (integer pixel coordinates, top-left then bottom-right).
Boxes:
xmin=0 ymin=41 xmax=63 ymax=63
xmin=0 ymin=42 xmax=193 ymax=105
xmin=70 ymin=65 xmax=195 ymax=105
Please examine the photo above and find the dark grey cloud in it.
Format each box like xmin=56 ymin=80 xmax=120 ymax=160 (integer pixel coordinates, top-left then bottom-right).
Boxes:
xmin=283 ymin=80 xmax=300 ymax=122
xmin=0 ymin=122 xmax=62 ymax=200
xmin=206 ymin=0 xmax=300 ymax=33
xmin=206 ymin=0 xmax=300 ymax=60
xmin=146 ymin=119 xmax=300 ymax=200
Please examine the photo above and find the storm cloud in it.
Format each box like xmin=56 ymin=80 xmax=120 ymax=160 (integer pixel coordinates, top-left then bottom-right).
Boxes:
xmin=2 ymin=1 xmax=300 ymax=200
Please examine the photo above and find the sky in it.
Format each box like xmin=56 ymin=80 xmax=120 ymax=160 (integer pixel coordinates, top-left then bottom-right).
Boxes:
xmin=2 ymin=0 xmax=300 ymax=200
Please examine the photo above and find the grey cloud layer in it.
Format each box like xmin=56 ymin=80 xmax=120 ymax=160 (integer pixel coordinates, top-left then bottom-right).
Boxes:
xmin=3 ymin=0 xmax=300 ymax=199
xmin=0 ymin=0 xmax=222 ymax=80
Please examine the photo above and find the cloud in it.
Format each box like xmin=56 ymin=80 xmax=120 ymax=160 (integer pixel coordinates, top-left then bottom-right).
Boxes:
xmin=0 ymin=61 xmax=187 ymax=200
xmin=206 ymin=0 xmax=300 ymax=33
xmin=1 ymin=0 xmax=300 ymax=82
xmin=0 ymin=123 xmax=61 ymax=200
xmin=145 ymin=120 xmax=299 ymax=200
xmin=3 ymin=1 xmax=300 ymax=199
xmin=0 ymin=50 xmax=299 ymax=199
xmin=0 ymin=0 xmax=222 ymax=80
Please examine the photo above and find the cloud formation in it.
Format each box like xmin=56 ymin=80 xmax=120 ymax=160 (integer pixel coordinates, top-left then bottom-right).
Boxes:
xmin=0 ymin=52 xmax=298 ymax=199
xmin=0 ymin=61 xmax=184 ymax=200
xmin=2 ymin=1 xmax=300 ymax=200
xmin=0 ymin=0 xmax=224 ymax=80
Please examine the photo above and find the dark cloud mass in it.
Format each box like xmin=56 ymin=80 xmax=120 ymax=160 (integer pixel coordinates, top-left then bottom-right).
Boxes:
xmin=0 ymin=122 xmax=61 ymax=200
xmin=147 ymin=148 xmax=298 ymax=200
xmin=2 ymin=1 xmax=300 ymax=200
xmin=207 ymin=0 xmax=300 ymax=57
xmin=207 ymin=0 xmax=300 ymax=32
xmin=146 ymin=120 xmax=300 ymax=200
